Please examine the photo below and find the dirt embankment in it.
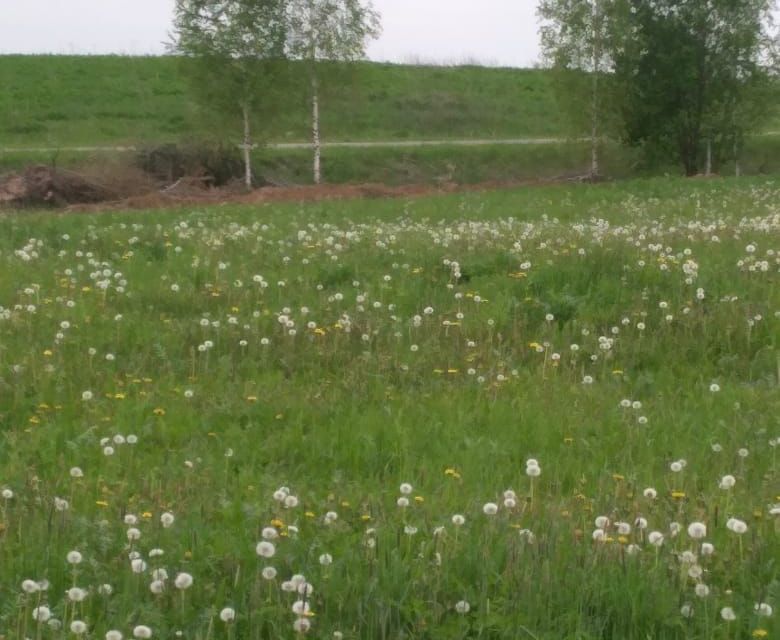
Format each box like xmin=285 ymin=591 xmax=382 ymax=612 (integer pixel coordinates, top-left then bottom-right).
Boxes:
xmin=0 ymin=164 xmax=600 ymax=213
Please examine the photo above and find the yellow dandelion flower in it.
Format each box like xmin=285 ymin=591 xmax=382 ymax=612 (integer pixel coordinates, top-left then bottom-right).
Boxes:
xmin=752 ymin=630 xmax=768 ymax=638
xmin=246 ymin=396 xmax=258 ymax=402
xmin=142 ymin=512 xmax=153 ymax=519
xmin=153 ymin=407 xmax=166 ymax=416
xmin=360 ymin=514 xmax=372 ymax=521
xmin=270 ymin=518 xmax=285 ymax=528
xmin=671 ymin=491 xmax=686 ymax=499
xmin=340 ymin=501 xmax=350 ymax=508
xmin=95 ymin=500 xmax=109 ymax=507
xmin=43 ymin=349 xmax=53 ymax=357
xmin=305 ymin=511 xmax=316 ymax=518
xmin=612 ymin=474 xmax=625 ymax=482
xmin=414 ymin=496 xmax=424 ymax=503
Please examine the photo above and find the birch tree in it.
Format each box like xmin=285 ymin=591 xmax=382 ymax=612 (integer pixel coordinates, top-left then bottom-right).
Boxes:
xmin=538 ymin=0 xmax=615 ymax=177
xmin=171 ymin=0 xmax=288 ymax=189
xmin=286 ymin=0 xmax=380 ymax=184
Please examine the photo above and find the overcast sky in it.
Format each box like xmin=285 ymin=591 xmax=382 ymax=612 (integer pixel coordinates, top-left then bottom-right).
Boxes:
xmin=0 ymin=0 xmax=542 ymax=67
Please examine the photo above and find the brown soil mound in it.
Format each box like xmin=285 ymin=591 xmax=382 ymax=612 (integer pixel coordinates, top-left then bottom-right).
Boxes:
xmin=0 ymin=165 xmax=114 ymax=207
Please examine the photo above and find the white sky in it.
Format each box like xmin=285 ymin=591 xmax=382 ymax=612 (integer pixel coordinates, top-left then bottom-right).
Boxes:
xmin=0 ymin=0 xmax=542 ymax=67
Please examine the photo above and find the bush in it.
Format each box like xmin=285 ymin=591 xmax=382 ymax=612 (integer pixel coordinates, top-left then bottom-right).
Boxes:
xmin=135 ymin=142 xmax=246 ymax=186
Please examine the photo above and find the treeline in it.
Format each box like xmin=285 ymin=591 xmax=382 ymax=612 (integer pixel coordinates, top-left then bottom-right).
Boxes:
xmin=167 ymin=1 xmax=778 ymax=185
xmin=539 ymin=0 xmax=779 ymax=176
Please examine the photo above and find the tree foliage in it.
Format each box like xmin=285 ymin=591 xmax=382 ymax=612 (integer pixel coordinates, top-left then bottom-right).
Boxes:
xmin=170 ymin=0 xmax=290 ymax=186
xmin=539 ymin=0 xmax=779 ymax=175
xmin=285 ymin=0 xmax=381 ymax=183
xmin=611 ymin=0 xmax=778 ymax=175
xmin=539 ymin=0 xmax=618 ymax=175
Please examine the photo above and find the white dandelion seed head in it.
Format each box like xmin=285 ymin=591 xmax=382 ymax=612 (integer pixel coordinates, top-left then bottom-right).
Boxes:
xmin=133 ymin=625 xmax=153 ymax=639
xmin=256 ymin=541 xmax=276 ymax=558
xmin=648 ymin=531 xmax=664 ymax=547
xmin=720 ymin=607 xmax=736 ymax=621
xmin=32 ymin=606 xmax=52 ymax=622
xmin=70 ymin=620 xmax=88 ymax=635
xmin=455 ymin=600 xmax=471 ymax=614
xmin=174 ymin=572 xmax=193 ymax=590
xmin=130 ymin=558 xmax=147 ymax=574
xmin=261 ymin=566 xmax=277 ymax=580
xmin=482 ymin=502 xmax=498 ymax=516
xmin=66 ymin=550 xmax=83 ymax=564
xmin=219 ymin=607 xmax=236 ymax=622
xmin=719 ymin=475 xmax=736 ymax=489
xmin=292 ymin=617 xmax=311 ymax=633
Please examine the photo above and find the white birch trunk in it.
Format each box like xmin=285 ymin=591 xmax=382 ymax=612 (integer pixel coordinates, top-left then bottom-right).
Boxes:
xmin=590 ymin=73 xmax=599 ymax=177
xmin=242 ymin=103 xmax=253 ymax=190
xmin=311 ymin=74 xmax=321 ymax=185
xmin=590 ymin=0 xmax=600 ymax=178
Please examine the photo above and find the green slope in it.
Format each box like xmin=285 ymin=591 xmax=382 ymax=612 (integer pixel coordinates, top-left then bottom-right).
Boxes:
xmin=0 ymin=55 xmax=566 ymax=147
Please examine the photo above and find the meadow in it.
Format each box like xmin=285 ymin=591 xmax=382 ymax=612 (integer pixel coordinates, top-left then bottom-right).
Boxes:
xmin=0 ymin=177 xmax=778 ymax=639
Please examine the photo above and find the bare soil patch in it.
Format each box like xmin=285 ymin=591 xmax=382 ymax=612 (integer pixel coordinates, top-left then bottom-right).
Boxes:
xmin=1 ymin=163 xmax=599 ymax=213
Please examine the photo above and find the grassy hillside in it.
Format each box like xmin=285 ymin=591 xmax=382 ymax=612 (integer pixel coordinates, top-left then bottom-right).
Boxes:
xmin=1 ymin=55 xmax=777 ymax=184
xmin=0 ymin=55 xmax=566 ymax=147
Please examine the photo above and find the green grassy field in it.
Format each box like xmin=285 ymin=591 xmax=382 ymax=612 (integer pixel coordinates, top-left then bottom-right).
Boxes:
xmin=1 ymin=56 xmax=779 ymax=184
xmin=0 ymin=56 xmax=565 ymax=147
xmin=2 ymin=55 xmax=778 ymax=149
xmin=0 ymin=177 xmax=778 ymax=638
